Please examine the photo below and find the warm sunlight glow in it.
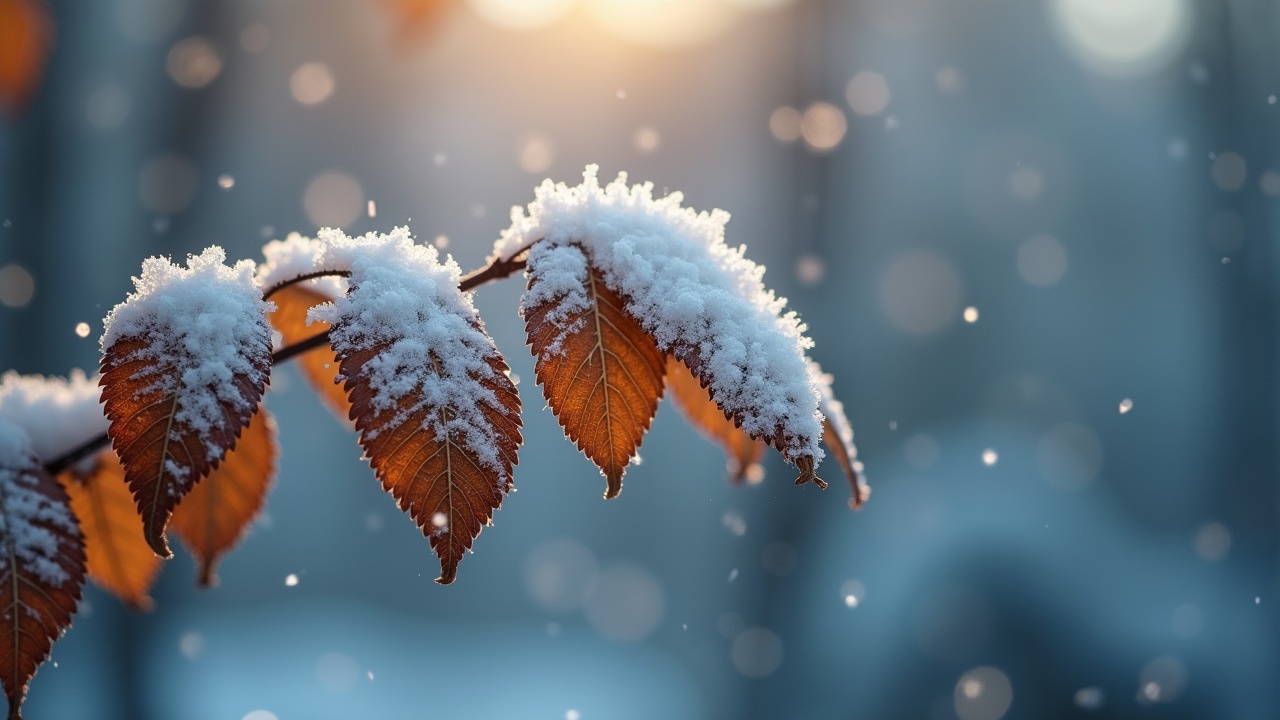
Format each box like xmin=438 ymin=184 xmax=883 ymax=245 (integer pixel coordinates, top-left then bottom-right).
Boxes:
xmin=585 ymin=0 xmax=739 ymax=47
xmin=468 ymin=0 xmax=576 ymax=31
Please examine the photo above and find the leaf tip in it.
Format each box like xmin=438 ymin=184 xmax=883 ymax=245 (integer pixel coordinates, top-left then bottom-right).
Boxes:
xmin=145 ymin=531 xmax=173 ymax=559
xmin=435 ymin=565 xmax=457 ymax=585
xmin=196 ymin=565 xmax=219 ymax=589
xmin=603 ymin=471 xmax=623 ymax=500
xmin=793 ymin=455 xmax=828 ymax=490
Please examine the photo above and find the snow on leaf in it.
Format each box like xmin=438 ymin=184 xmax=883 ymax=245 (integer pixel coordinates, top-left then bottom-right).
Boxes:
xmin=0 ymin=420 xmax=85 ymax=720
xmin=61 ymin=450 xmax=161 ymax=612
xmin=496 ymin=166 xmax=825 ymax=486
xmin=313 ymin=228 xmax=522 ymax=584
xmin=809 ymin=360 xmax=868 ymax=508
xmin=0 ymin=0 xmax=54 ymax=117
xmin=665 ymin=355 xmax=763 ymax=484
xmin=0 ymin=371 xmax=108 ymax=474
xmin=170 ymin=406 xmax=277 ymax=587
xmin=100 ymin=247 xmax=272 ymax=557
xmin=524 ymin=243 xmax=666 ymax=497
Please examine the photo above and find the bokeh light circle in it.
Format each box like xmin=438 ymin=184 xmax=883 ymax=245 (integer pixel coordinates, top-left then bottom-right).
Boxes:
xmin=1050 ymin=0 xmax=1192 ymax=78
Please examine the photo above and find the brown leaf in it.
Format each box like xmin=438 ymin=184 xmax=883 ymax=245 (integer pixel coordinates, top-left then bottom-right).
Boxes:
xmin=169 ymin=406 xmax=278 ymax=587
xmin=100 ymin=335 xmax=269 ymax=558
xmin=0 ymin=443 xmax=84 ymax=720
xmin=267 ymin=285 xmax=351 ymax=422
xmin=384 ymin=0 xmax=456 ymax=46
xmin=672 ymin=346 xmax=827 ymax=489
xmin=665 ymin=355 xmax=763 ymax=483
xmin=340 ymin=340 xmax=522 ymax=585
xmin=61 ymin=451 xmax=161 ymax=612
xmin=810 ymin=362 xmax=867 ymax=509
xmin=823 ymin=419 xmax=864 ymax=508
xmin=524 ymin=246 xmax=666 ymax=498
xmin=0 ymin=0 xmax=53 ymax=117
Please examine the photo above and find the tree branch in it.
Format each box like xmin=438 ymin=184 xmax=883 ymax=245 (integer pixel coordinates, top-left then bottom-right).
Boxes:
xmin=42 ymin=246 xmax=539 ymax=475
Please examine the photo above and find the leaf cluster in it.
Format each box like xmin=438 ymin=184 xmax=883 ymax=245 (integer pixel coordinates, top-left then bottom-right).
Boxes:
xmin=0 ymin=174 xmax=864 ymax=718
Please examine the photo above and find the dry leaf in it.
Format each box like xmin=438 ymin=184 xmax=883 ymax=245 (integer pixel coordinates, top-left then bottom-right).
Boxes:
xmin=665 ymin=355 xmax=763 ymax=483
xmin=170 ymin=406 xmax=278 ymax=587
xmin=0 ymin=0 xmax=54 ymax=117
xmin=100 ymin=334 xmax=269 ymax=558
xmin=341 ymin=343 xmax=522 ymax=585
xmin=810 ymin=362 xmax=866 ymax=508
xmin=524 ymin=247 xmax=666 ymax=498
xmin=267 ymin=285 xmax=351 ymax=422
xmin=673 ymin=346 xmax=826 ymax=489
xmin=62 ymin=450 xmax=161 ymax=611
xmin=384 ymin=0 xmax=455 ymax=45
xmin=0 ymin=443 xmax=84 ymax=720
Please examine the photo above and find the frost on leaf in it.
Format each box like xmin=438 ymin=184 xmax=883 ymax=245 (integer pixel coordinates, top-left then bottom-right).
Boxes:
xmin=313 ymin=228 xmax=522 ymax=584
xmin=99 ymin=247 xmax=272 ymax=558
xmin=497 ymin=166 xmax=826 ymax=486
xmin=523 ymin=243 xmax=666 ymax=498
xmin=61 ymin=450 xmax=161 ymax=612
xmin=809 ymin=361 xmax=869 ymax=508
xmin=0 ymin=370 xmax=108 ymax=474
xmin=0 ymin=421 xmax=85 ymax=720
xmin=170 ymin=405 xmax=277 ymax=587
xmin=258 ymin=234 xmax=351 ymax=422
xmin=665 ymin=355 xmax=763 ymax=484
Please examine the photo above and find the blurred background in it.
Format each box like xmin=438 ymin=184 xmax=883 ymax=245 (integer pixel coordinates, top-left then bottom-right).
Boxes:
xmin=1 ymin=0 xmax=1278 ymax=718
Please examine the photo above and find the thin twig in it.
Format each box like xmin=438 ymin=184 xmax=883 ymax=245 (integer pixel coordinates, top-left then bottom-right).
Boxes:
xmin=42 ymin=247 xmax=537 ymax=475
xmin=261 ymin=270 xmax=351 ymax=300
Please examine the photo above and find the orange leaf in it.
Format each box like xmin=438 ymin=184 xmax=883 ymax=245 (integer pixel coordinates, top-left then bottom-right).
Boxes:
xmin=384 ymin=0 xmax=456 ymax=45
xmin=267 ymin=285 xmax=351 ymax=422
xmin=524 ymin=246 xmax=666 ymax=498
xmin=665 ymin=355 xmax=763 ymax=483
xmin=170 ymin=406 xmax=278 ymax=587
xmin=340 ymin=342 xmax=522 ymax=585
xmin=673 ymin=346 xmax=827 ymax=489
xmin=0 ymin=0 xmax=53 ymax=117
xmin=100 ymin=334 xmax=269 ymax=558
xmin=810 ymin=362 xmax=867 ymax=509
xmin=61 ymin=450 xmax=161 ymax=612
xmin=0 ymin=435 xmax=84 ymax=720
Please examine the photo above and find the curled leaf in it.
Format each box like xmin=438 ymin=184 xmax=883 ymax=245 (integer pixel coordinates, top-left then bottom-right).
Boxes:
xmin=0 ymin=0 xmax=54 ymax=117
xmin=61 ymin=450 xmax=161 ymax=611
xmin=99 ymin=248 xmax=272 ymax=557
xmin=524 ymin=244 xmax=666 ymax=498
xmin=170 ymin=406 xmax=278 ymax=587
xmin=809 ymin=361 xmax=867 ymax=508
xmin=665 ymin=355 xmax=763 ymax=483
xmin=0 ymin=422 xmax=84 ymax=720
xmin=267 ymin=285 xmax=351 ymax=422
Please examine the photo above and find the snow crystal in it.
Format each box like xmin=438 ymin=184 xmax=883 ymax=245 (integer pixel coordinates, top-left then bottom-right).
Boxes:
xmin=101 ymin=246 xmax=271 ymax=439
xmin=256 ymin=232 xmax=348 ymax=298
xmin=309 ymin=227 xmax=512 ymax=480
xmin=496 ymin=166 xmax=824 ymax=460
xmin=0 ymin=370 xmax=108 ymax=468
xmin=0 ymin=421 xmax=79 ymax=586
